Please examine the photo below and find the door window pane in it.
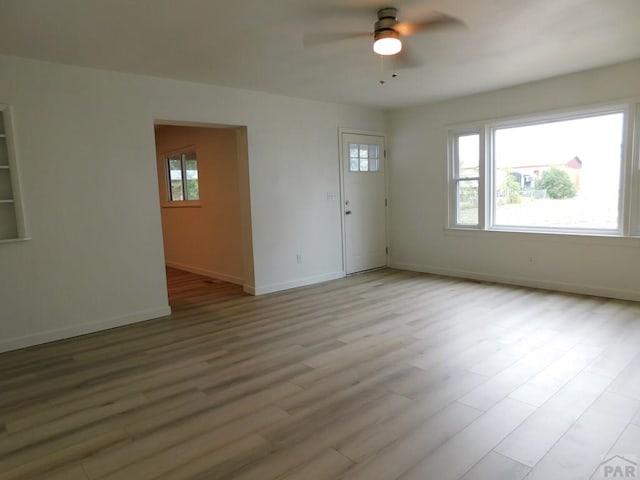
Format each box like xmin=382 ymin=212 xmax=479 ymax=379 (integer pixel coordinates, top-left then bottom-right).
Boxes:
xmin=349 ymin=142 xmax=381 ymax=172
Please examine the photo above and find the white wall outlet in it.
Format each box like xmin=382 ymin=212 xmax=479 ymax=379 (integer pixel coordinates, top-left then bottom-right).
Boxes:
xmin=296 ymin=254 xmax=303 ymax=264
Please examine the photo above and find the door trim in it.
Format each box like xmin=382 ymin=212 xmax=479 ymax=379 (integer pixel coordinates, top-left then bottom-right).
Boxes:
xmin=338 ymin=128 xmax=389 ymax=275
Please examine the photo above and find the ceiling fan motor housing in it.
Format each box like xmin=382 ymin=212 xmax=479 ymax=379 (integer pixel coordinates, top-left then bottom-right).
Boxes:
xmin=375 ymin=7 xmax=399 ymax=38
xmin=377 ymin=7 xmax=399 ymax=22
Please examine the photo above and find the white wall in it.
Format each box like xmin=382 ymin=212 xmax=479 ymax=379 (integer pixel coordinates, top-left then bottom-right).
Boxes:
xmin=155 ymin=126 xmax=244 ymax=284
xmin=0 ymin=54 xmax=386 ymax=352
xmin=389 ymin=59 xmax=640 ymax=301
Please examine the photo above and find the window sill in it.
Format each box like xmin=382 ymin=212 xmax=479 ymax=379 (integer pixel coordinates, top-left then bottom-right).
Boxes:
xmin=161 ymin=202 xmax=202 ymax=209
xmin=444 ymin=227 xmax=640 ymax=248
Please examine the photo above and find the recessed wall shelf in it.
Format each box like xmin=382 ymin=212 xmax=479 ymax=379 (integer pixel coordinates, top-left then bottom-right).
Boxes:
xmin=0 ymin=104 xmax=27 ymax=241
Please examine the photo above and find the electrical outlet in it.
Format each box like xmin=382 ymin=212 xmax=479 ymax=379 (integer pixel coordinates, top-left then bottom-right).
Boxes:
xmin=296 ymin=254 xmax=303 ymax=264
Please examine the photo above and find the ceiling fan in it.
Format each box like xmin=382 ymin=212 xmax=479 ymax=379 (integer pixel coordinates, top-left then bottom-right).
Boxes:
xmin=304 ymin=6 xmax=465 ymax=68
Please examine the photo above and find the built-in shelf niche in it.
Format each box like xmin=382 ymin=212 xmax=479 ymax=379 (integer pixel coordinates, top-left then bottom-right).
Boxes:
xmin=0 ymin=104 xmax=27 ymax=242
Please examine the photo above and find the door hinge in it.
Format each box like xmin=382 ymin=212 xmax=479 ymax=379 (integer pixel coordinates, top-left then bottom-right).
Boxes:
xmin=385 ymin=198 xmax=388 ymax=207
xmin=386 ymin=247 xmax=389 ymax=254
xmin=384 ymin=149 xmax=387 ymax=158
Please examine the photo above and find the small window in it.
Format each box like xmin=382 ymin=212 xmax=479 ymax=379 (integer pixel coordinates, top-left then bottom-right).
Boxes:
xmin=349 ymin=143 xmax=381 ymax=172
xmin=167 ymin=151 xmax=199 ymax=201
xmin=451 ymin=133 xmax=480 ymax=226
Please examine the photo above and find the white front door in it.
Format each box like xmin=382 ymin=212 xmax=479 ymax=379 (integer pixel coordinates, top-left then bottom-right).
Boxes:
xmin=341 ymin=132 xmax=387 ymax=274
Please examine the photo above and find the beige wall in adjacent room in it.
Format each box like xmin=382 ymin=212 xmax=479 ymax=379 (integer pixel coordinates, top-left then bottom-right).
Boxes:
xmin=155 ymin=126 xmax=244 ymax=284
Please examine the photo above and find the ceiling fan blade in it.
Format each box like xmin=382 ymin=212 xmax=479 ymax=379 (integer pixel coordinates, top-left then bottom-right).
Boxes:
xmin=396 ymin=13 xmax=466 ymax=37
xmin=303 ymin=31 xmax=371 ymax=47
xmin=394 ymin=44 xmax=422 ymax=69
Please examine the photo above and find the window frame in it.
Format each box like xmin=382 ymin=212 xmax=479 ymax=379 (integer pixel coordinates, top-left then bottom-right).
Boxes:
xmin=448 ymin=128 xmax=485 ymax=229
xmin=628 ymin=104 xmax=640 ymax=237
xmin=348 ymin=142 xmax=382 ymax=173
xmin=447 ymin=101 xmax=640 ymax=238
xmin=164 ymin=149 xmax=200 ymax=206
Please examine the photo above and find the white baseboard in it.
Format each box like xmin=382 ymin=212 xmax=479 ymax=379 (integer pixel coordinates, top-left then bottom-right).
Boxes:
xmin=0 ymin=306 xmax=171 ymax=354
xmin=390 ymin=262 xmax=640 ymax=302
xmin=253 ymin=271 xmax=345 ymax=296
xmin=165 ymin=262 xmax=243 ymax=285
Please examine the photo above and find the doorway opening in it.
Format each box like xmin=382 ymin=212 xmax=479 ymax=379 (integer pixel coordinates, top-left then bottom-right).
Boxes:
xmin=154 ymin=122 xmax=255 ymax=307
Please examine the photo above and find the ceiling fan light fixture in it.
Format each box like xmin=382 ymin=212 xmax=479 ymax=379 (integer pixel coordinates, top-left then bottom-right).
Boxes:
xmin=373 ymin=30 xmax=402 ymax=56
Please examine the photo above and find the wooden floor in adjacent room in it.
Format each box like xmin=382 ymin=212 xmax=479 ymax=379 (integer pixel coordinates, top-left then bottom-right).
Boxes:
xmin=1 ymin=268 xmax=640 ymax=480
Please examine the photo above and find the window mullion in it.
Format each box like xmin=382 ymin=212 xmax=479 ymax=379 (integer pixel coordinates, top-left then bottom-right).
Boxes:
xmin=479 ymin=126 xmax=488 ymax=230
xmin=486 ymin=125 xmax=496 ymax=231
xmin=620 ymin=106 xmax=632 ymax=236
xmin=181 ymin=154 xmax=188 ymax=200
xmin=166 ymin=158 xmax=172 ymax=201
xmin=628 ymin=103 xmax=640 ymax=236
xmin=448 ymin=133 xmax=458 ymax=227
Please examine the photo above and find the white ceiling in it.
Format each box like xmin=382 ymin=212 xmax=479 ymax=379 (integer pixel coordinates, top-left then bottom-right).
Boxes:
xmin=1 ymin=0 xmax=639 ymax=109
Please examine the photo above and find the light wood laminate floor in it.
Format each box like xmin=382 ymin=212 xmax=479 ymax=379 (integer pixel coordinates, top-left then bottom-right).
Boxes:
xmin=1 ymin=268 xmax=639 ymax=479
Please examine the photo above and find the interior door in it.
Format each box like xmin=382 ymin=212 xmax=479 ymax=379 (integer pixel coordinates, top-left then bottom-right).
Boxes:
xmin=341 ymin=132 xmax=387 ymax=274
